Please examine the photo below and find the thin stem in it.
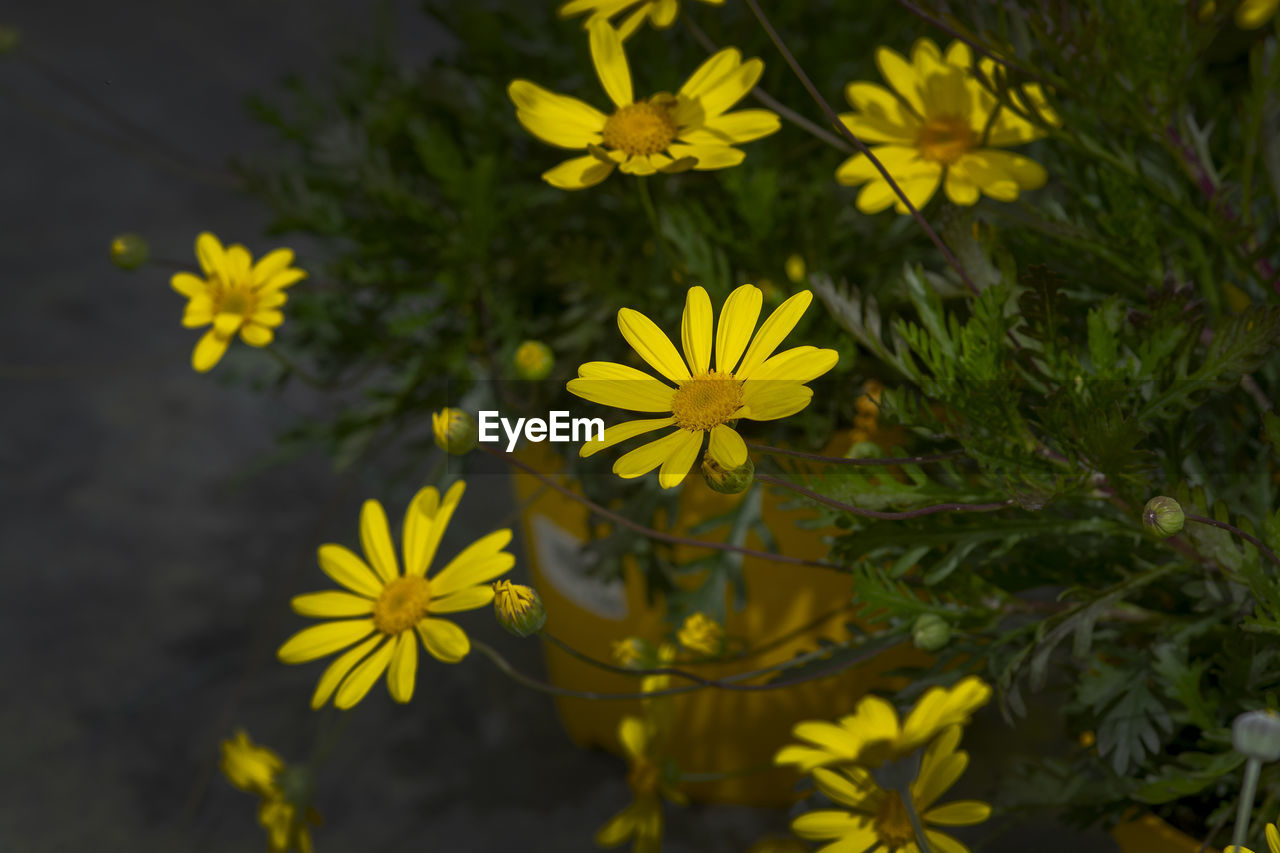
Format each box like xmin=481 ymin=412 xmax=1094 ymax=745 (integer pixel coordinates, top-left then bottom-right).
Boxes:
xmin=263 ymin=347 xmax=329 ymax=391
xmin=1184 ymin=513 xmax=1280 ymax=568
xmin=748 ymin=442 xmax=965 ymax=467
xmin=479 ymin=444 xmax=841 ymax=571
xmin=1232 ymin=757 xmax=1262 ymax=852
xmin=634 ymin=177 xmax=669 ymax=259
xmin=681 ymin=13 xmax=853 ymax=153
xmin=900 ymin=785 xmax=936 ymax=853
xmin=472 ymin=635 xmax=902 ymax=700
xmin=755 ymin=472 xmax=1013 ymax=521
xmin=741 ymin=0 xmax=979 ymax=296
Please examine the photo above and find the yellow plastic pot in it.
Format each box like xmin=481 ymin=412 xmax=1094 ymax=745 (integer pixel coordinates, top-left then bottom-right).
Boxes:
xmin=510 ymin=436 xmax=923 ymax=806
xmin=1111 ymin=814 xmax=1215 ymax=853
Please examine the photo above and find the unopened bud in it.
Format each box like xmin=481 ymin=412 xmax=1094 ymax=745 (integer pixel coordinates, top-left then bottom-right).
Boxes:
xmin=912 ymin=613 xmax=952 ymax=651
xmin=785 ymin=254 xmax=806 ymax=285
xmin=110 ymin=233 xmax=149 ymax=270
xmin=492 ymin=580 xmax=546 ymax=637
xmin=611 ymin=636 xmax=648 ymax=667
xmin=701 ymin=455 xmax=754 ymax=494
xmin=1143 ymin=496 xmax=1184 ymax=538
xmin=513 ymin=340 xmax=554 ymax=381
xmin=677 ymin=612 xmax=724 ymax=657
xmin=1233 ymin=709 xmax=1280 ymax=762
xmin=432 ymin=408 xmax=477 ymax=456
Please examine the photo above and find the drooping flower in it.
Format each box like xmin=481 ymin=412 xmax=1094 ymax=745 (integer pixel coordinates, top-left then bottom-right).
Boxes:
xmin=558 ymin=0 xmax=724 ymax=40
xmin=170 ymin=232 xmax=306 ymax=372
xmin=677 ymin=612 xmax=724 ymax=656
xmin=596 ymin=715 xmax=686 ymax=852
xmin=277 ymin=482 xmax=515 ymax=709
xmin=508 ymin=19 xmax=779 ymax=190
xmin=219 ymin=731 xmax=321 ymax=853
xmin=792 ymin=725 xmax=991 ymax=853
xmin=776 ymin=676 xmax=992 ymax=772
xmin=837 ymin=38 xmax=1056 ymax=214
xmin=568 ymin=284 xmax=838 ymax=488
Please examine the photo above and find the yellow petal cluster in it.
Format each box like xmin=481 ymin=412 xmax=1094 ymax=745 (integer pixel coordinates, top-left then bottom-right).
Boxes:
xmin=509 ymin=20 xmax=779 ymax=189
xmin=170 ymin=232 xmax=306 ymax=372
xmin=568 ymin=284 xmax=838 ymax=488
xmin=837 ymin=39 xmax=1056 ymax=214
xmin=220 ymin=731 xmax=320 ymax=853
xmin=595 ymin=715 xmax=687 ymax=851
xmin=559 ymin=0 xmax=725 ymax=40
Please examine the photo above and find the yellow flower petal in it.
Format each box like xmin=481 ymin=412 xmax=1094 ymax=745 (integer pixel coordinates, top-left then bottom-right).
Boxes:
xmin=430 ymin=529 xmax=513 ymax=587
xmin=277 ymin=618 xmax=376 ymax=664
xmin=588 ymin=18 xmax=632 ymax=109
xmin=715 ymin=284 xmax=763 ymax=374
xmin=618 ymin=307 xmax=692 ymax=383
xmin=959 ymin=149 xmax=1047 ymax=196
xmin=251 ymin=248 xmax=296 ymax=285
xmin=595 ymin=806 xmax=638 ymax=846
xmin=171 ymin=272 xmax=207 ymax=298
xmin=707 ymin=423 xmax=747 ymax=469
xmin=900 ymin=676 xmax=991 ymax=752
xmin=317 ymin=543 xmax=385 ymax=597
xmin=239 ymin=323 xmax=274 ymax=347
xmin=924 ymin=800 xmax=991 ymax=827
xmin=612 ymin=428 xmax=693 ymax=479
xmin=569 ymin=362 xmax=676 ymax=412
xmin=913 ymin=733 xmax=967 ymax=810
xmin=944 ymin=39 xmax=972 ymax=67
xmin=875 ymin=46 xmax=926 ymax=117
xmin=290 ymin=591 xmax=374 ymax=618
xmin=309 ymin=635 xmax=381 ymax=709
xmin=619 ymin=715 xmax=649 ymax=759
xmin=739 ymin=382 xmax=812 ymax=421
xmin=405 ymin=480 xmax=466 ymax=577
xmin=260 ymin=268 xmax=307 ymax=291
xmin=750 ymin=346 xmax=839 ymax=383
xmin=735 ymin=290 xmax=814 ymax=378
xmin=665 ymin=143 xmax=745 ymax=171
xmin=251 ymin=309 xmax=285 ymax=327
xmin=226 ymin=245 xmax=253 ymax=283
xmin=618 ymin=155 xmax=659 ymax=175
xmin=694 ymin=57 xmax=764 ymax=120
xmin=679 ymin=110 xmax=780 ymax=145
xmin=196 ymin=232 xmax=229 ymax=281
xmin=774 ymin=744 xmax=835 ymax=772
xmin=854 ymin=171 xmax=942 ymax=214
xmin=416 ymin=617 xmax=471 ymax=662
xmin=681 ymin=286 xmax=713 ymax=375
xmin=925 ymin=829 xmax=971 ymax=853
xmin=680 ymin=48 xmax=742 ymax=101
xmin=427 ymin=584 xmax=495 ymax=614
xmin=944 ymin=169 xmax=981 ymax=206
xmin=580 ymin=417 xmax=679 ymax=458
xmin=542 ymin=154 xmax=617 ymax=190
xmin=182 ymin=297 xmax=213 ymax=328
xmin=213 ymin=312 xmax=242 ymax=338
xmin=649 ymin=0 xmax=678 ymax=27
xmin=386 ymin=631 xmax=418 ymax=703
xmin=192 ymin=328 xmax=231 ymax=373
xmin=429 ymin=552 xmax=515 ymax=598
xmin=812 ymin=767 xmax=878 ymax=810
xmin=658 ymin=428 xmax=702 ymax=488
xmin=333 ymin=633 xmax=396 ymax=708
xmin=835 ymin=145 xmax=933 ymax=186
xmin=359 ymin=499 xmax=400 ymax=584
xmin=508 ymin=79 xmax=608 ymax=149
xmin=791 ymin=810 xmax=868 ymax=841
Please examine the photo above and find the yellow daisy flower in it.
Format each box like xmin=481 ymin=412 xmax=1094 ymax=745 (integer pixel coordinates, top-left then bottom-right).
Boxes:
xmin=792 ymin=725 xmax=991 ymax=853
xmin=837 ymin=38 xmax=1056 ymax=214
xmin=559 ymin=0 xmax=724 ymax=40
xmin=776 ymin=676 xmax=992 ymax=772
xmin=221 ymin=729 xmax=284 ymax=797
xmin=568 ymin=284 xmax=838 ymax=489
xmin=169 ymin=232 xmax=306 ymax=372
xmin=508 ymin=19 xmax=779 ymax=190
xmin=277 ymin=482 xmax=515 ymax=709
xmin=596 ymin=715 xmax=687 ymax=852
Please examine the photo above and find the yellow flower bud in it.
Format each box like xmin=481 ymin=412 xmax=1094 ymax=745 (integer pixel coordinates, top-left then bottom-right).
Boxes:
xmin=677 ymin=612 xmax=724 ymax=657
xmin=432 ymin=408 xmax=477 ymax=456
xmin=492 ymin=580 xmax=546 ymax=637
xmin=1142 ymin=496 xmax=1184 ymax=538
xmin=220 ymin=730 xmax=284 ymax=798
xmin=785 ymin=254 xmax=806 ymax=285
xmin=611 ymin=636 xmax=648 ymax=667
xmin=110 ymin=233 xmax=150 ymax=270
xmin=513 ymin=340 xmax=554 ymax=381
xmin=701 ymin=455 xmax=754 ymax=494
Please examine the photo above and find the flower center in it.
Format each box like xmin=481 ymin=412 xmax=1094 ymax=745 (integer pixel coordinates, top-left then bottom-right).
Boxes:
xmin=602 ymin=100 xmax=678 ymax=157
xmin=215 ymin=286 xmax=256 ymax=318
xmin=670 ymin=371 xmax=743 ymax=432
xmin=372 ymin=576 xmax=432 ymax=635
xmin=627 ymin=758 xmax=660 ymax=797
xmin=916 ymin=116 xmax=976 ymax=164
xmin=874 ymin=791 xmax=916 ymax=848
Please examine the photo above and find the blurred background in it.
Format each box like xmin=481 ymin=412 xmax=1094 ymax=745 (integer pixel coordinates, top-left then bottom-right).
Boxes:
xmin=0 ymin=1 xmax=1118 ymax=850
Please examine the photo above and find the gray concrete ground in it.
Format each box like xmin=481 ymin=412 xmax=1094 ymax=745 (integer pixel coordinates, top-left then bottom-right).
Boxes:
xmin=0 ymin=2 xmax=1119 ymax=851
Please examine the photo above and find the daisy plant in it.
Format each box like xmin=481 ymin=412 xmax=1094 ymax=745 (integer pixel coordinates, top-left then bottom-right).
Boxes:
xmin=558 ymin=0 xmax=725 ymax=40
xmin=170 ymin=231 xmax=306 ymax=372
xmin=508 ymin=19 xmax=779 ymax=189
xmin=567 ymin=283 xmax=838 ymax=488
xmin=836 ymin=38 xmax=1057 ymax=214
xmin=277 ymin=482 xmax=515 ymax=709
xmin=792 ymin=725 xmax=991 ymax=853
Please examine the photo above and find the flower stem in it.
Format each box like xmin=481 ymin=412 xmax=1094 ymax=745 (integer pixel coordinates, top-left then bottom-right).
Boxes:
xmin=1184 ymin=512 xmax=1280 ymax=568
xmin=478 ymin=444 xmax=841 ymax=571
xmin=1232 ymin=757 xmax=1262 ymax=852
xmin=754 ymin=472 xmax=1014 ymax=521
xmin=634 ymin=177 xmax=669 ymax=260
xmin=747 ymin=442 xmax=965 ymax=467
xmin=899 ymin=786 xmax=936 ymax=853
xmin=740 ymin=0 xmax=979 ymax=296
xmin=263 ymin=346 xmax=329 ymax=390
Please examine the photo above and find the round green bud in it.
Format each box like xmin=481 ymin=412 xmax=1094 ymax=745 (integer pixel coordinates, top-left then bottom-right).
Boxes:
xmin=0 ymin=27 xmax=20 ymax=57
xmin=1233 ymin=709 xmax=1280 ymax=762
xmin=109 ymin=233 xmax=149 ymax=270
xmin=845 ymin=441 xmax=883 ymax=460
xmin=493 ymin=580 xmax=546 ymax=637
xmin=513 ymin=340 xmax=554 ymax=381
xmin=701 ymin=455 xmax=754 ymax=494
xmin=912 ymin=613 xmax=952 ymax=652
xmin=432 ymin=408 xmax=477 ymax=456
xmin=1143 ymin=496 xmax=1185 ymax=538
